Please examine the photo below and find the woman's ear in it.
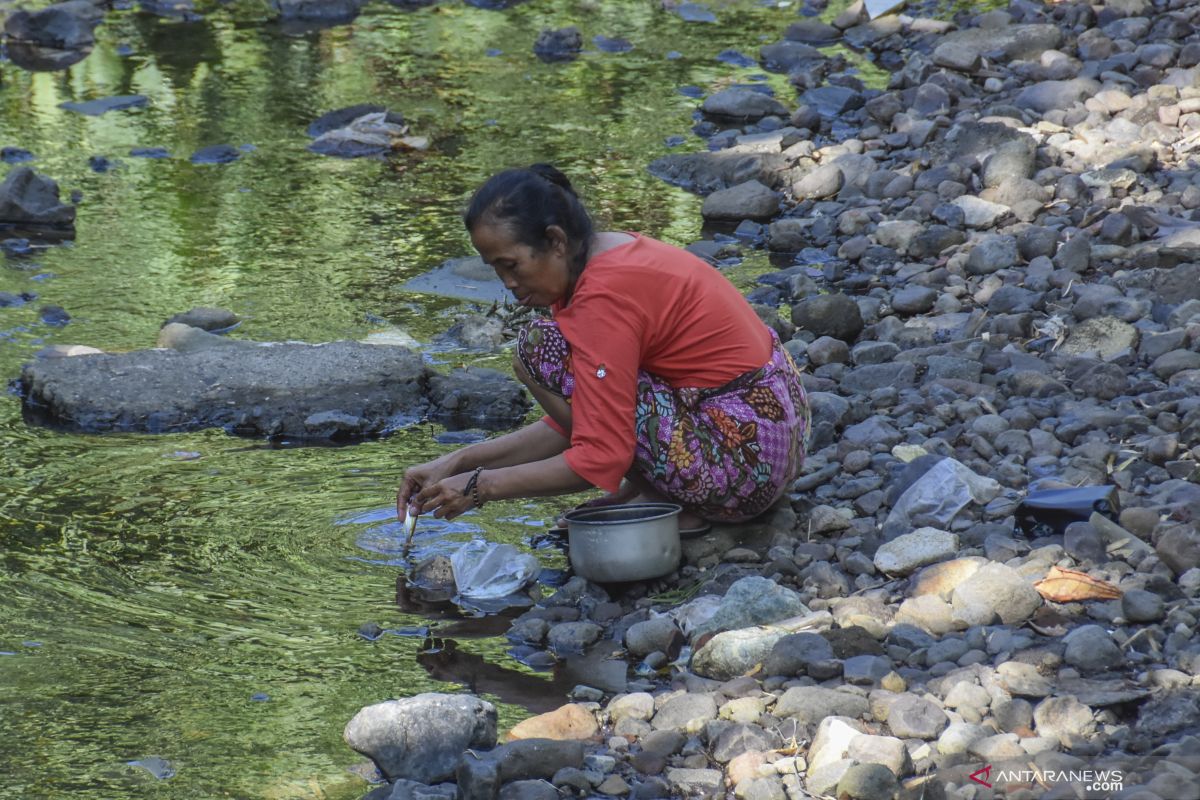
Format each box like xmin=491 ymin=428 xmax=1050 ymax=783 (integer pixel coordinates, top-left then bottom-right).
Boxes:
xmin=544 ymin=225 xmax=568 ymax=256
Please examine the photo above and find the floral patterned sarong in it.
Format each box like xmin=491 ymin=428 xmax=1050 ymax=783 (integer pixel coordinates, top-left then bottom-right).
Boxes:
xmin=517 ymin=319 xmax=810 ymax=521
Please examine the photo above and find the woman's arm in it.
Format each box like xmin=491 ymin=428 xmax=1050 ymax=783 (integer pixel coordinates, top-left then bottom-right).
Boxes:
xmin=412 ymin=453 xmax=592 ymax=520
xmin=442 ymin=418 xmax=570 ymax=472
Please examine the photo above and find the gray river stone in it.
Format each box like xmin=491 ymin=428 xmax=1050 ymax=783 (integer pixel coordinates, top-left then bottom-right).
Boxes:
xmin=694 ymin=576 xmax=810 ymax=638
xmin=775 ymin=687 xmax=870 ymax=725
xmin=344 ymin=693 xmax=497 ymax=782
xmin=0 ymin=167 xmax=76 ymax=229
xmin=18 ymin=341 xmax=529 ymax=438
xmin=701 ymin=180 xmax=782 ymax=222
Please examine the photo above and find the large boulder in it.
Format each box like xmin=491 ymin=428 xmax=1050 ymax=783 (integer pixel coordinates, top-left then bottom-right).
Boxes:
xmin=0 ymin=167 xmax=76 ymax=230
xmin=700 ymin=180 xmax=781 ymax=222
xmin=4 ymin=0 xmax=104 ymax=49
xmin=344 ymin=693 xmax=497 ymax=783
xmin=17 ymin=341 xmax=530 ymax=438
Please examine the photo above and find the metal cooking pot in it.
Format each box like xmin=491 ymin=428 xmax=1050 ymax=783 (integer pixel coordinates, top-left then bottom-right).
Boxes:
xmin=564 ymin=503 xmax=682 ymax=583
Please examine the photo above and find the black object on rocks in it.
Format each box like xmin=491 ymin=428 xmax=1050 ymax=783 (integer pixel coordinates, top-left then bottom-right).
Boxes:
xmin=1016 ymin=486 xmax=1120 ymax=537
xmin=534 ymin=27 xmax=582 ymax=63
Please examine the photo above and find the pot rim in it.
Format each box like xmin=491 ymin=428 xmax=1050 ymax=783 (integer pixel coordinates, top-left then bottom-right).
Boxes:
xmin=562 ymin=502 xmax=682 ymax=526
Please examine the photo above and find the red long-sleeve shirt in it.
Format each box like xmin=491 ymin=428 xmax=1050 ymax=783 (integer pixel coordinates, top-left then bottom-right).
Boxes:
xmin=546 ymin=234 xmax=771 ymax=492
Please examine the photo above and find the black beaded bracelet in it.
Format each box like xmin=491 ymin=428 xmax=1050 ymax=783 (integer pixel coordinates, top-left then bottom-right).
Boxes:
xmin=464 ymin=466 xmax=485 ymax=508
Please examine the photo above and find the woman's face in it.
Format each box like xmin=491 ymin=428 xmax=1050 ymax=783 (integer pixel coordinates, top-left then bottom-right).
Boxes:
xmin=470 ymin=221 xmax=571 ymax=308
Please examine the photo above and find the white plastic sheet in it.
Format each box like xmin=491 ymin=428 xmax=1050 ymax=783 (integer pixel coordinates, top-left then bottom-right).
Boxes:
xmin=449 ymin=540 xmax=539 ymax=600
xmin=884 ymin=457 xmax=1001 ymax=535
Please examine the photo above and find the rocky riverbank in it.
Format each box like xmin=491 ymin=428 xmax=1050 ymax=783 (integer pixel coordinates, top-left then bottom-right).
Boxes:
xmin=340 ymin=0 xmax=1200 ymax=798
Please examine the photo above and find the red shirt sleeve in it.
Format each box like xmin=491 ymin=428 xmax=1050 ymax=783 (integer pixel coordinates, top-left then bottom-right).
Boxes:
xmin=555 ymin=288 xmax=646 ymax=494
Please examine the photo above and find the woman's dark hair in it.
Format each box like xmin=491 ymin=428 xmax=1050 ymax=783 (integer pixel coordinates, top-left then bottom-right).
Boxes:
xmin=464 ymin=163 xmax=594 ymax=277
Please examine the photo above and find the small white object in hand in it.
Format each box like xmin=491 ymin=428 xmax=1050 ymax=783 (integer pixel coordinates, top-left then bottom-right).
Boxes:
xmin=403 ymin=509 xmax=418 ymax=537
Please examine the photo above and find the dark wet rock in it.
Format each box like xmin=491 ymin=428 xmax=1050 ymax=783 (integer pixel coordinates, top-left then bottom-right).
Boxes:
xmin=190 ymin=145 xmax=240 ymax=165
xmin=6 ymin=42 xmax=93 ymax=71
xmin=785 ymin=20 xmax=839 ymax=44
xmin=0 ymin=291 xmax=37 ymax=308
xmin=759 ymin=41 xmax=825 ymax=74
xmin=163 ymin=307 xmax=239 ymax=332
xmin=59 ymin=95 xmax=148 ymax=116
xmin=648 ymin=151 xmax=786 ymax=195
xmin=701 ymin=88 xmax=788 ymax=121
xmin=791 ymin=294 xmax=864 ymax=342
xmin=39 ymin=305 xmax=70 ymax=326
xmin=803 ymin=86 xmax=864 ymax=117
xmin=4 ymin=0 xmax=104 ymax=50
xmin=1064 ymin=625 xmax=1123 ymax=673
xmin=18 ymin=341 xmax=529 ymax=438
xmin=344 ymin=693 xmax=496 ymax=782
xmin=0 ymin=167 xmax=75 ymax=231
xmin=700 ymin=180 xmax=781 ymax=222
xmin=426 ymin=367 xmax=533 ymax=431
xmin=533 ymin=27 xmax=582 ymax=63
xmin=271 ymin=0 xmax=365 ymax=22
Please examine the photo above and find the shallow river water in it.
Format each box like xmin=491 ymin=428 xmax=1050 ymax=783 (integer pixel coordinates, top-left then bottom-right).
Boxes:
xmin=0 ymin=1 xmax=884 ymax=797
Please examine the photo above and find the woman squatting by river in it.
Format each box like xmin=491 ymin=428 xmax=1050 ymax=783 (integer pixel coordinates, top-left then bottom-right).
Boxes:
xmin=397 ymin=164 xmax=811 ymax=534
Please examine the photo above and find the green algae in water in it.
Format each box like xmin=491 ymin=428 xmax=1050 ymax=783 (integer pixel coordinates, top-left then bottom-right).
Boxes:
xmin=0 ymin=1 xmax=851 ymax=797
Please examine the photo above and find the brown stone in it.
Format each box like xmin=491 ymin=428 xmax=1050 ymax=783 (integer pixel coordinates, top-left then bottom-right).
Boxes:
xmin=726 ymin=751 xmax=770 ymax=787
xmin=507 ymin=703 xmax=599 ymax=741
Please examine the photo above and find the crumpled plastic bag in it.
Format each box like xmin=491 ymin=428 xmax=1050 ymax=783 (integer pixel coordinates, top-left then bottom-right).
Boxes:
xmin=449 ymin=540 xmax=539 ymax=600
xmin=308 ymin=112 xmax=429 ymax=158
xmin=883 ymin=457 xmax=1001 ymax=536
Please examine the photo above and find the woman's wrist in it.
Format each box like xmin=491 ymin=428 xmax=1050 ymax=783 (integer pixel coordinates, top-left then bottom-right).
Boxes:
xmin=477 ymin=468 xmax=497 ymax=505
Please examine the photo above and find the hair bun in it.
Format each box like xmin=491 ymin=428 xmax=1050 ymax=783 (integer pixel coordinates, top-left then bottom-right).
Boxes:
xmin=528 ymin=163 xmax=578 ymax=198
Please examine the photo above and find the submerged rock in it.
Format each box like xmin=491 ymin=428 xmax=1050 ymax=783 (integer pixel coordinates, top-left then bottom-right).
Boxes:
xmin=0 ymin=167 xmax=76 ymax=231
xmin=533 ymin=27 xmax=582 ymax=63
xmin=4 ymin=0 xmax=104 ymax=50
xmin=59 ymin=95 xmax=149 ymax=116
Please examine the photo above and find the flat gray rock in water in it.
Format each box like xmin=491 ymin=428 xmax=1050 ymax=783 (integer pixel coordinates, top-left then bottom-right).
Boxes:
xmin=18 ymin=341 xmax=529 ymax=438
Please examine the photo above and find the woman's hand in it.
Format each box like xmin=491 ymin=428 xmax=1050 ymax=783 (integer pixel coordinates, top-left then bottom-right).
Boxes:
xmin=411 ymin=471 xmax=477 ymax=521
xmin=396 ymin=456 xmax=457 ymax=522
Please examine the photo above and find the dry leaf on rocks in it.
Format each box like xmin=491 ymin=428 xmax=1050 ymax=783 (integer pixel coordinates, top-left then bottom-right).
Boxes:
xmin=1034 ymin=566 xmax=1122 ymax=603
